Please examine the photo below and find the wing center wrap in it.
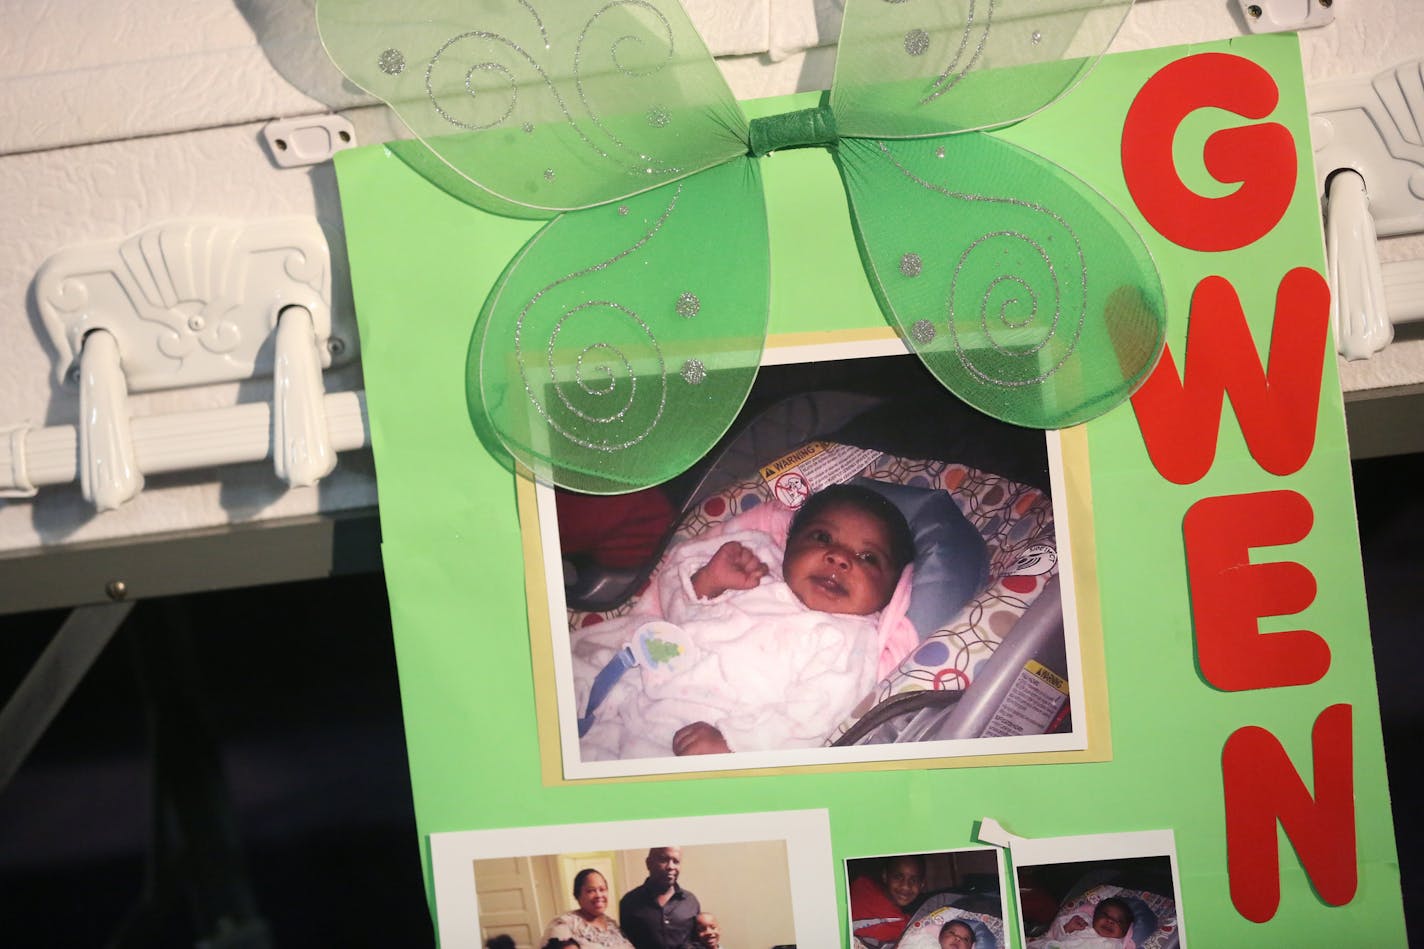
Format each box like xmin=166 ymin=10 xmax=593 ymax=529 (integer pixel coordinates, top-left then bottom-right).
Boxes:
xmin=747 ymin=100 xmax=838 ymax=158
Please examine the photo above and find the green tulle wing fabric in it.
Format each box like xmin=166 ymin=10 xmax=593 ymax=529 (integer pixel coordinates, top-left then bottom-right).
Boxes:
xmin=836 ymin=132 xmax=1165 ymax=427
xmin=317 ymin=0 xmax=750 ymax=214
xmin=469 ymin=157 xmax=770 ymax=493
xmin=832 ymin=0 xmax=1135 ymax=137
xmin=321 ymin=0 xmax=1166 ymax=491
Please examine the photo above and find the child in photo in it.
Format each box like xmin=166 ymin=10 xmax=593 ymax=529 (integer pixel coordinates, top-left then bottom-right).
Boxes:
xmin=1029 ymin=896 xmax=1133 ymax=948
xmin=849 ymin=854 xmax=927 ymax=947
xmin=691 ymin=912 xmax=722 ymax=948
xmin=575 ymin=483 xmax=918 ymax=759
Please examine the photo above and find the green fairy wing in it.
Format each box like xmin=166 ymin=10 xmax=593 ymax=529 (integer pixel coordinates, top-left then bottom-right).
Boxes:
xmin=319 ymin=0 xmax=771 ymax=491
xmin=837 ymin=134 xmax=1162 ymax=428
xmin=470 ymin=158 xmax=769 ymax=493
xmin=832 ymin=0 xmax=1137 ymax=137
xmin=317 ymin=0 xmax=750 ymax=214
xmin=829 ymin=0 xmax=1162 ymax=426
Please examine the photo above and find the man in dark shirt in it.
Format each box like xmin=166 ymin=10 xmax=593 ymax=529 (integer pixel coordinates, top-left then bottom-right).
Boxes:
xmin=618 ymin=846 xmax=701 ymax=949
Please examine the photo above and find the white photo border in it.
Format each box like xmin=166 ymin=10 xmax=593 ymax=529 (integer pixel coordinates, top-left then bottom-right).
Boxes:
xmin=1007 ymin=827 xmax=1186 ymax=949
xmin=541 ymin=335 xmax=1091 ymax=779
xmin=843 ymin=845 xmax=1011 ymax=949
xmin=430 ymin=808 xmax=837 ymax=948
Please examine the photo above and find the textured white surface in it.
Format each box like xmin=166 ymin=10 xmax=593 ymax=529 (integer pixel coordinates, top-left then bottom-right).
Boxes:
xmin=1 ymin=0 xmax=1422 ymax=559
xmin=0 ymin=120 xmax=369 ymax=553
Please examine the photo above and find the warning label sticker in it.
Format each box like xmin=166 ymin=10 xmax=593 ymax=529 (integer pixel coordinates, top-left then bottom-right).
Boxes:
xmin=982 ymin=660 xmax=1070 ymax=738
xmin=760 ymin=442 xmax=882 ymax=509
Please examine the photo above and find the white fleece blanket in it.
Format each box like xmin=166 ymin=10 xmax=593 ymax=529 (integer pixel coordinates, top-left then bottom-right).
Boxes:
xmin=575 ymin=526 xmax=881 ymax=759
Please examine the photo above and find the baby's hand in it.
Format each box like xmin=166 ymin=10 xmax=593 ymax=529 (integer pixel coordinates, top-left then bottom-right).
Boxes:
xmin=1063 ymin=916 xmax=1089 ymax=934
xmin=673 ymin=721 xmax=732 ymax=755
xmin=691 ymin=541 xmax=768 ymax=599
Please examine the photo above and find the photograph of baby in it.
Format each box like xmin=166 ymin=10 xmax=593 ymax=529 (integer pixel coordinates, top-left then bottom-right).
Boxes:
xmin=1015 ymin=853 xmax=1182 ymax=949
xmin=846 ymin=848 xmax=1007 ymax=949
xmin=429 ymin=810 xmax=836 ymax=949
xmin=537 ymin=339 xmax=1090 ymax=777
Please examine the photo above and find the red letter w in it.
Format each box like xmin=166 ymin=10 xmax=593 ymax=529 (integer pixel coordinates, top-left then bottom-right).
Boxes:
xmin=1130 ymin=268 xmax=1329 ymax=485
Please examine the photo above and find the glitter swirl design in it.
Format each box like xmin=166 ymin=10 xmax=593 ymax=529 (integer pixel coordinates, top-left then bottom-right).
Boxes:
xmin=552 ymin=302 xmax=653 ymax=427
xmin=424 ymin=32 xmax=536 ymax=132
xmin=511 ymin=185 xmax=686 ymax=452
xmin=574 ymin=1 xmax=682 ymax=176
xmin=420 ymin=2 xmax=678 ymax=180
xmin=875 ymin=142 xmax=1087 ymax=389
xmin=517 ymin=0 xmax=550 ymax=48
xmin=921 ymin=0 xmax=996 ymax=105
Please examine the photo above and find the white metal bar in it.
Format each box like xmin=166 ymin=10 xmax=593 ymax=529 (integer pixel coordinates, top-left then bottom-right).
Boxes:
xmin=1382 ymin=259 xmax=1424 ymax=324
xmin=0 ymin=390 xmax=368 ymax=494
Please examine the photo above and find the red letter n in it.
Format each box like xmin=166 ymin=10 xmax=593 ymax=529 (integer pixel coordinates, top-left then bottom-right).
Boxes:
xmin=1130 ymin=268 xmax=1329 ymax=485
xmin=1223 ymin=704 xmax=1357 ymax=922
xmin=1183 ymin=489 xmax=1328 ymax=691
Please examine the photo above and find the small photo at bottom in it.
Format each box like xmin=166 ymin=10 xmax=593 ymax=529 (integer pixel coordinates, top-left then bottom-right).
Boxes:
xmin=846 ymin=848 xmax=1007 ymax=949
xmin=1015 ymin=851 xmax=1181 ymax=948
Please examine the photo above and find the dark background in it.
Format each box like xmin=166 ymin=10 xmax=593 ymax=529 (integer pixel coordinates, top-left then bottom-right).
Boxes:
xmin=0 ymin=451 xmax=1418 ymax=945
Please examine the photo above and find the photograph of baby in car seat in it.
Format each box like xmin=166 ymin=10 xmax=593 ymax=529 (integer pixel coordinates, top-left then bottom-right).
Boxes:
xmin=1017 ymin=853 xmax=1182 ymax=949
xmin=586 ymin=482 xmax=915 ymax=758
xmin=544 ymin=343 xmax=1086 ymax=775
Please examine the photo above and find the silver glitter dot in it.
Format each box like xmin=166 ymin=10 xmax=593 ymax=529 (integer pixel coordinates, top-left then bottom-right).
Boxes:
xmin=377 ymin=48 xmax=406 ymax=75
xmin=544 ymin=168 xmax=556 ymax=181
xmin=900 ymin=253 xmax=923 ymax=277
xmin=618 ymin=205 xmax=630 ymax=216
xmin=935 ymin=146 xmax=946 ymax=159
xmin=681 ymin=359 xmax=707 ymax=385
xmin=912 ymin=320 xmax=936 ymax=345
xmin=647 ymin=106 xmax=671 ymax=128
xmin=1031 ymin=30 xmax=1043 ymax=45
xmin=905 ymin=29 xmax=931 ymax=56
xmin=675 ymin=292 xmax=701 ymax=318
xmin=522 ymin=122 xmax=535 ymax=134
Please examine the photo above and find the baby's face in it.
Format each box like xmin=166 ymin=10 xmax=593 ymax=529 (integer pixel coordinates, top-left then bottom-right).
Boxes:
xmin=784 ymin=503 xmax=901 ymax=615
xmin=939 ymin=922 xmax=975 ymax=949
xmin=1092 ymin=905 xmax=1131 ymax=939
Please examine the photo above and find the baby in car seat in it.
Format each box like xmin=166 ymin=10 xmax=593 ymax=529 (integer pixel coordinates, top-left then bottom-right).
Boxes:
xmin=577 ymin=483 xmax=916 ymax=759
xmin=1030 ymin=896 xmax=1134 ymax=947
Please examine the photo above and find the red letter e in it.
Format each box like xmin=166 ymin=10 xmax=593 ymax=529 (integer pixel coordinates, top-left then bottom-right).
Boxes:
xmin=1183 ymin=489 xmax=1328 ymax=691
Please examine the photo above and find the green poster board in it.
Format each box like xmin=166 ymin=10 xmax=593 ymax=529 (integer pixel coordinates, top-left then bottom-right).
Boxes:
xmin=335 ymin=31 xmax=1404 ymax=948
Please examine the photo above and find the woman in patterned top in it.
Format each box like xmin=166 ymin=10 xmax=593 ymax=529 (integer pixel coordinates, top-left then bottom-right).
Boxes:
xmin=541 ymin=868 xmax=636 ymax=948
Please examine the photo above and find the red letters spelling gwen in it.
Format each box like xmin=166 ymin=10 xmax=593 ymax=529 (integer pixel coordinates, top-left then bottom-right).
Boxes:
xmin=1121 ymin=52 xmax=1356 ymax=923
